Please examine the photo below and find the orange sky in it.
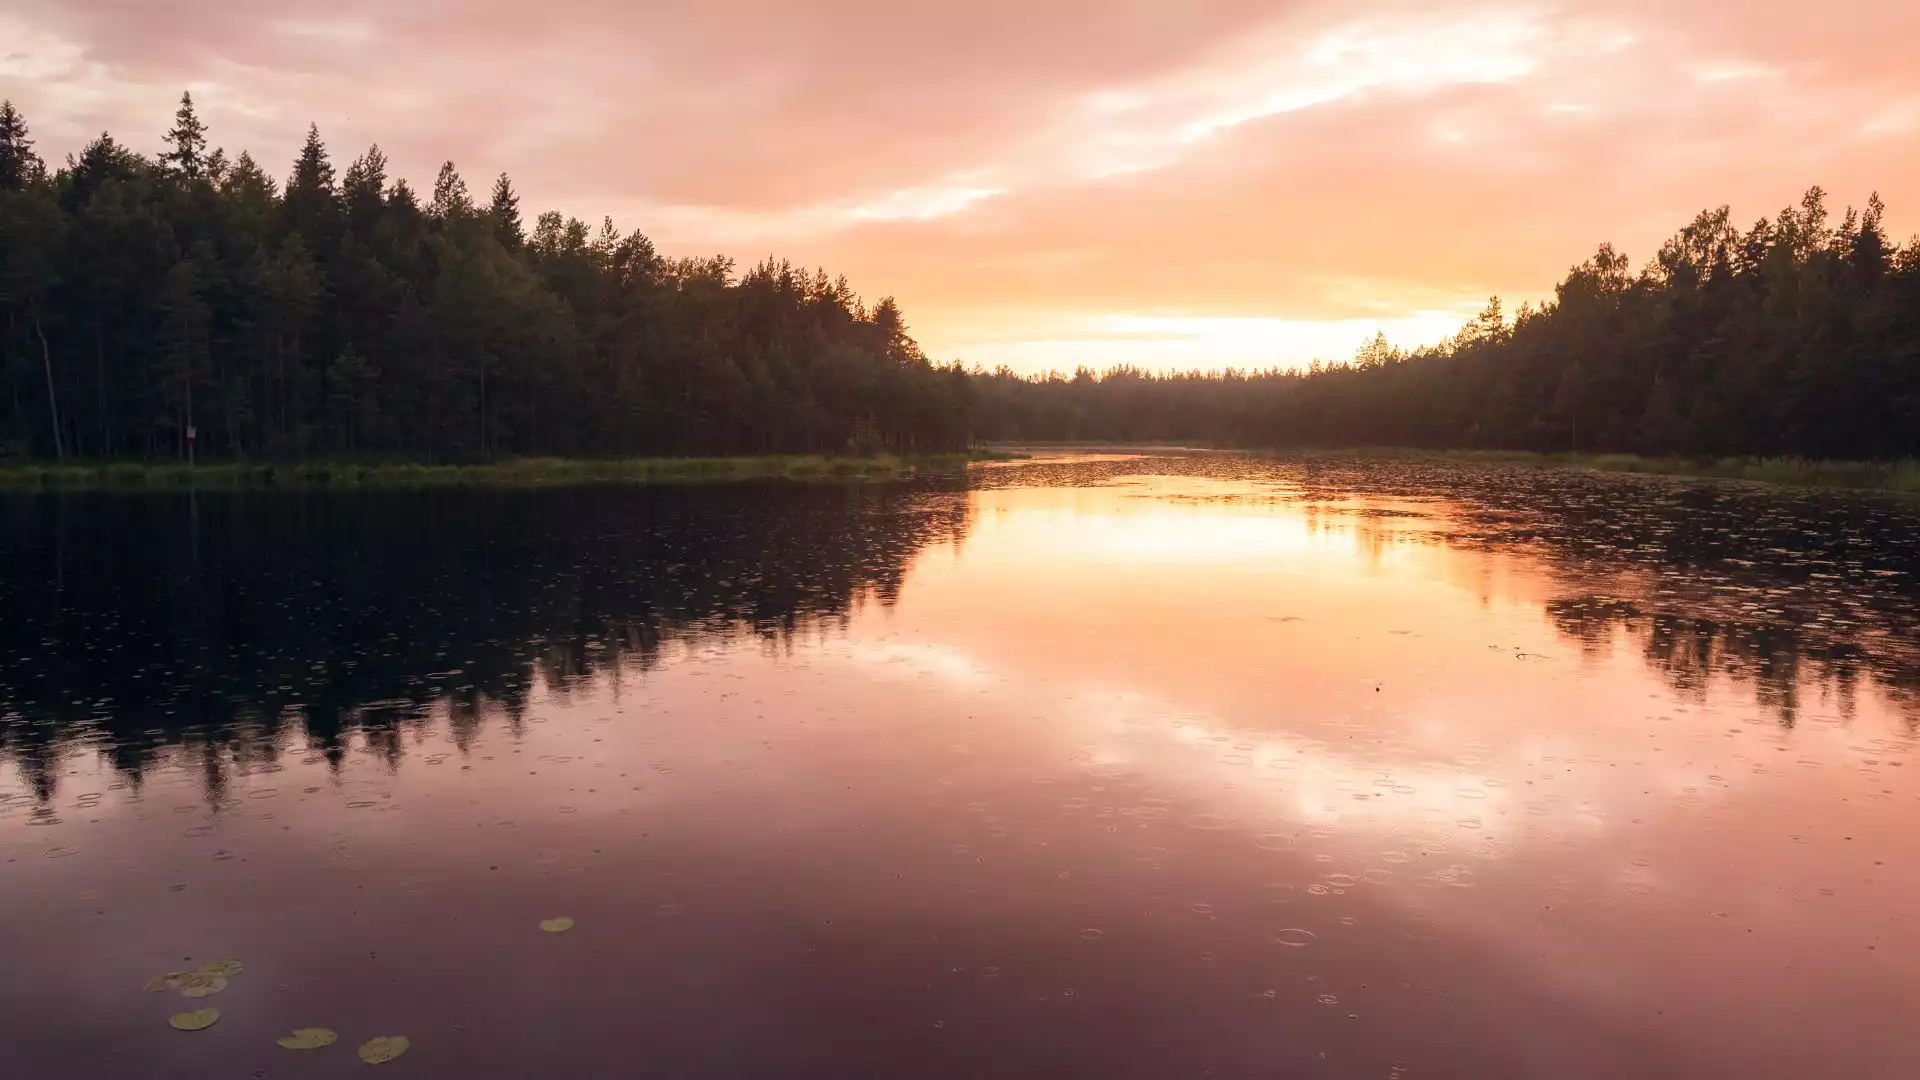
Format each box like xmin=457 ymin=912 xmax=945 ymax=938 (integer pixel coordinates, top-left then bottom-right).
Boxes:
xmin=4 ymin=0 xmax=1919 ymax=372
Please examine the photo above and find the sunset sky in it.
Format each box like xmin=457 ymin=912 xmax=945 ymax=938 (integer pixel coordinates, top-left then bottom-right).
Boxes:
xmin=4 ymin=0 xmax=1918 ymax=373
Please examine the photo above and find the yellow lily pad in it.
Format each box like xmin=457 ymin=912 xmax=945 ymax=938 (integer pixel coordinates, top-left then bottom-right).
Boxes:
xmin=538 ymin=916 xmax=575 ymax=933
xmin=196 ymin=959 xmax=244 ymax=978
xmin=176 ymin=971 xmax=228 ymax=998
xmin=169 ymin=1008 xmax=221 ymax=1031
xmin=358 ymin=1035 xmax=411 ymax=1064
xmin=276 ymin=1027 xmax=339 ymax=1050
xmin=143 ymin=972 xmax=184 ymax=993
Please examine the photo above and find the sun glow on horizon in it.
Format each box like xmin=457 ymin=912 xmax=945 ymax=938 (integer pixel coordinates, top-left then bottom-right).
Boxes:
xmin=935 ymin=309 xmax=1480 ymax=374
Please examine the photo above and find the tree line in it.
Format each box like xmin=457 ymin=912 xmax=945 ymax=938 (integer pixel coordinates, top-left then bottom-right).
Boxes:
xmin=5 ymin=92 xmax=1917 ymax=464
xmin=973 ymin=187 xmax=1920 ymax=459
xmin=0 ymin=96 xmax=971 ymax=463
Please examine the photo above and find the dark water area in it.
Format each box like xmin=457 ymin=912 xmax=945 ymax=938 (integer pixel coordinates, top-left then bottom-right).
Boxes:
xmin=3 ymin=452 xmax=1917 ymax=1079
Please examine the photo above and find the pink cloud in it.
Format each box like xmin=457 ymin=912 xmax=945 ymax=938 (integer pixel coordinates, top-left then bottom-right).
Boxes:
xmin=3 ymin=0 xmax=1917 ymax=371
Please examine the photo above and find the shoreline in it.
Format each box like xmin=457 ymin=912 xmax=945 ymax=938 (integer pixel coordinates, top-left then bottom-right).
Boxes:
xmin=0 ymin=454 xmax=980 ymax=491
xmin=1270 ymin=447 xmax=1920 ymax=495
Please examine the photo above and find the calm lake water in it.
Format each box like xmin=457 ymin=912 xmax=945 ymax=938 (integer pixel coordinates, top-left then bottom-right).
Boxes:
xmin=4 ymin=451 xmax=1918 ymax=1079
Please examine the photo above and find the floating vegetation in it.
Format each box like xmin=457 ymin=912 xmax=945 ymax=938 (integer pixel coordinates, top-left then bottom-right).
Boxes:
xmin=169 ymin=1008 xmax=220 ymax=1031
xmin=358 ymin=1036 xmax=412 ymax=1064
xmin=196 ymin=959 xmax=244 ymax=978
xmin=175 ymin=971 xmax=228 ymax=998
xmin=539 ymin=916 xmax=576 ymax=933
xmin=142 ymin=973 xmax=182 ymax=994
xmin=277 ymin=1027 xmax=340 ymax=1050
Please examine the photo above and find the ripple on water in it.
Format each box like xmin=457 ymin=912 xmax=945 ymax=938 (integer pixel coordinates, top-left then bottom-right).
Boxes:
xmin=1275 ymin=928 xmax=1317 ymax=947
xmin=1079 ymin=928 xmax=1105 ymax=940
xmin=1252 ymin=833 xmax=1296 ymax=852
xmin=1261 ymin=884 xmax=1303 ymax=904
xmin=1186 ymin=813 xmax=1232 ymax=831
xmin=1324 ymin=873 xmax=1359 ymax=888
xmin=1396 ymin=916 xmax=1442 ymax=941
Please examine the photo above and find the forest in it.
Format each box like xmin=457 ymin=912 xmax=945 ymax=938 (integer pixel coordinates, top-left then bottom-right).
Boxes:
xmin=973 ymin=188 xmax=1920 ymax=458
xmin=4 ymin=94 xmax=1918 ymax=464
xmin=0 ymin=96 xmax=971 ymax=462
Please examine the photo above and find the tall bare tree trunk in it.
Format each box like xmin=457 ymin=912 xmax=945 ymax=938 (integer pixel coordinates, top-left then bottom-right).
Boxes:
xmin=33 ymin=306 xmax=62 ymax=461
xmin=6 ymin=310 xmax=19 ymax=446
xmin=94 ymin=305 xmax=110 ymax=457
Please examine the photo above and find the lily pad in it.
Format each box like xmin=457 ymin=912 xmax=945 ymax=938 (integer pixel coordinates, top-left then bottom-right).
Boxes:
xmin=196 ymin=959 xmax=244 ymax=978
xmin=538 ymin=916 xmax=575 ymax=933
xmin=143 ymin=972 xmax=184 ymax=994
xmin=277 ymin=1027 xmax=339 ymax=1050
xmin=358 ymin=1035 xmax=411 ymax=1064
xmin=176 ymin=971 xmax=228 ymax=998
xmin=169 ymin=1008 xmax=221 ymax=1031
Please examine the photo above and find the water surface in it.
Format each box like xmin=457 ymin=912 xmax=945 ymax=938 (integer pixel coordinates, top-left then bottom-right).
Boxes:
xmin=4 ymin=452 xmax=1917 ymax=1078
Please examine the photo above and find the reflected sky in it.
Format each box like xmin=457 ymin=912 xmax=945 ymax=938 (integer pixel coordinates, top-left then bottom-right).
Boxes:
xmin=3 ymin=454 xmax=1917 ymax=1079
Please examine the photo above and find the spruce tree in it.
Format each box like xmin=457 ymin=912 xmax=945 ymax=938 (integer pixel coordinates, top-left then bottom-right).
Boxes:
xmin=489 ymin=173 xmax=522 ymax=248
xmin=0 ymin=100 xmax=41 ymax=191
xmin=161 ymin=91 xmax=209 ymax=179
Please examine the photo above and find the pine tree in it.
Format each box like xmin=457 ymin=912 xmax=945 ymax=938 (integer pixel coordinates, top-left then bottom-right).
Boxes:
xmin=489 ymin=174 xmax=522 ymax=248
xmin=282 ymin=123 xmax=337 ymax=243
xmin=342 ymin=145 xmax=389 ymax=235
xmin=161 ymin=91 xmax=209 ymax=179
xmin=0 ymin=100 xmax=42 ymax=191
xmin=430 ymin=162 xmax=472 ymax=220
xmin=1850 ymin=192 xmax=1891 ymax=280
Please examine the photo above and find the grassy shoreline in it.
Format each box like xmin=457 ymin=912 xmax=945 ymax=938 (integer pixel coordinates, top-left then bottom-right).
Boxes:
xmin=1281 ymin=447 xmax=1920 ymax=494
xmin=0 ymin=453 xmax=979 ymax=491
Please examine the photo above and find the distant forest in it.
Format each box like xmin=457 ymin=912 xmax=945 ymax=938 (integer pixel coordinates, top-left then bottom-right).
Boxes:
xmin=3 ymin=94 xmax=1918 ymax=464
xmin=972 ymin=188 xmax=1920 ymax=458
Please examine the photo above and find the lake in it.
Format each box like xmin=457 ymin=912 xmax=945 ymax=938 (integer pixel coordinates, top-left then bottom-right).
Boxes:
xmin=3 ymin=450 xmax=1917 ymax=1079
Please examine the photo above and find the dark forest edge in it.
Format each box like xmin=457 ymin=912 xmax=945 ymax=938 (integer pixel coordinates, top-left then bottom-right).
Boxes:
xmin=0 ymin=96 xmax=971 ymax=464
xmin=4 ymin=94 xmax=1919 ymax=466
xmin=0 ymin=453 xmax=978 ymax=490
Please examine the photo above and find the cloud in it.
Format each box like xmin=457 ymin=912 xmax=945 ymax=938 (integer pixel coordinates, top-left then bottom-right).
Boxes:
xmin=2 ymin=0 xmax=1917 ymax=371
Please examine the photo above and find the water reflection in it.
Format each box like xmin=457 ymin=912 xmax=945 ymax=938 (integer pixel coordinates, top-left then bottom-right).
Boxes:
xmin=4 ymin=453 xmax=1918 ymax=1080
xmin=0 ymin=483 xmax=969 ymax=804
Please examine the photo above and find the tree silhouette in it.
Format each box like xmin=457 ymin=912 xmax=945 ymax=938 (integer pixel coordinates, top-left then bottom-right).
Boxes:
xmin=0 ymin=97 xmax=973 ymax=462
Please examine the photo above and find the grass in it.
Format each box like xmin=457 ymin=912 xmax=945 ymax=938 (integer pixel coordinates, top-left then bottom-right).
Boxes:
xmin=1285 ymin=447 xmax=1920 ymax=495
xmin=0 ymin=453 xmax=977 ymax=491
